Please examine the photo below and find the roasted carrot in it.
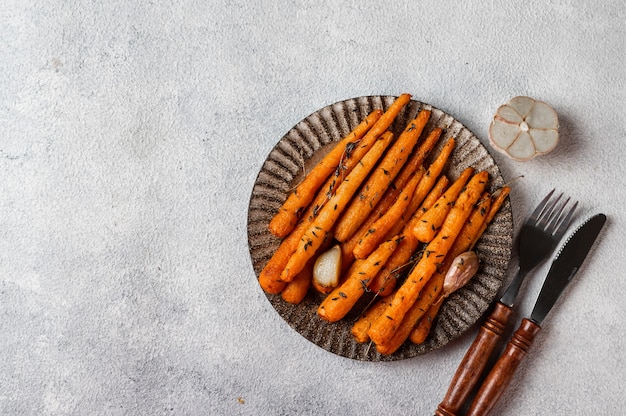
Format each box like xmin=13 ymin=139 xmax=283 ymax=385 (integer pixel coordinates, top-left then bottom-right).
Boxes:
xmin=334 ymin=109 xmax=431 ymax=242
xmin=281 ymin=258 xmax=313 ymax=304
xmin=409 ymin=297 xmax=442 ymax=344
xmin=337 ymin=166 xmax=424 ymax=275
xmin=410 ymin=188 xmax=510 ymax=344
xmin=351 ymin=295 xmax=393 ymax=343
xmin=259 ymin=173 xmax=338 ymax=294
xmin=368 ymin=174 xmax=450 ymax=297
xmin=412 ymin=166 xmax=474 ymax=243
xmin=353 ymin=169 xmax=423 ymax=259
xmin=279 ymin=132 xmax=394 ymax=282
xmin=269 ymin=110 xmax=384 ymax=238
xmin=475 ymin=185 xmax=511 ymax=245
xmin=339 ymin=128 xmax=444 ymax=269
xmin=384 ymin=136 xmax=455 ymax=239
xmin=376 ymin=194 xmax=492 ymax=353
xmin=318 ymin=238 xmax=399 ymax=322
xmin=367 ymin=171 xmax=489 ymax=346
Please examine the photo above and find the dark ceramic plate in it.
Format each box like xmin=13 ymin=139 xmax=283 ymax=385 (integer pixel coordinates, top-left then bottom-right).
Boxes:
xmin=247 ymin=96 xmax=513 ymax=361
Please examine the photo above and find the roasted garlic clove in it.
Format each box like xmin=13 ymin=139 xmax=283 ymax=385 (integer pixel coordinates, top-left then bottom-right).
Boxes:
xmin=442 ymin=251 xmax=479 ymax=297
xmin=489 ymin=96 xmax=559 ymax=161
xmin=312 ymin=245 xmax=342 ymax=292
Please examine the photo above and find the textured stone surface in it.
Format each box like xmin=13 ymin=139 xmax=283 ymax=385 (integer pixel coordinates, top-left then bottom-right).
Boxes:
xmin=1 ymin=1 xmax=624 ymax=414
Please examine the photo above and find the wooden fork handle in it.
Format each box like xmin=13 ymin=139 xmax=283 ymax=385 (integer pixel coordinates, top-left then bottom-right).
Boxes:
xmin=465 ymin=318 xmax=542 ymax=416
xmin=435 ymin=302 xmax=514 ymax=416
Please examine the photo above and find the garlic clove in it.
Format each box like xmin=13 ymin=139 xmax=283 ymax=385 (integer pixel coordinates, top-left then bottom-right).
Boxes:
xmin=531 ymin=128 xmax=559 ymax=153
xmin=489 ymin=96 xmax=559 ymax=162
xmin=442 ymin=251 xmax=480 ymax=297
xmin=507 ymin=131 xmax=536 ymax=161
xmin=489 ymin=118 xmax=522 ymax=148
xmin=313 ymin=245 xmax=342 ymax=291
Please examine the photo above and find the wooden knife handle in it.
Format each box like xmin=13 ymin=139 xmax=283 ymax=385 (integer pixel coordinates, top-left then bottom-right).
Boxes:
xmin=434 ymin=302 xmax=514 ymax=416
xmin=465 ymin=318 xmax=542 ymax=416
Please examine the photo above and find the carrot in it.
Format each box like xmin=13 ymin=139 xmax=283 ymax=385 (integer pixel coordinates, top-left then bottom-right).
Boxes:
xmin=376 ymin=194 xmax=492 ymax=354
xmin=412 ymin=166 xmax=474 ymax=243
xmin=475 ymin=185 xmax=511 ymax=245
xmin=409 ymin=298 xmax=442 ymax=344
xmin=269 ymin=110 xmax=384 ymax=238
xmin=318 ymin=238 xmax=400 ymax=322
xmin=259 ymin=175 xmax=337 ymax=294
xmin=353 ymin=169 xmax=423 ymax=259
xmin=351 ymin=295 xmax=393 ymax=343
xmin=410 ymin=188 xmax=511 ymax=344
xmin=339 ymin=128 xmax=444 ymax=269
xmin=279 ymin=132 xmax=395 ymax=282
xmin=281 ymin=258 xmax=313 ymax=304
xmin=258 ymin=221 xmax=305 ymax=294
xmin=334 ymin=109 xmax=431 ymax=242
xmin=336 ymin=165 xmax=423 ymax=275
xmin=368 ymin=174 xmax=450 ymax=297
xmin=384 ymin=136 xmax=455 ymax=239
xmin=367 ymin=171 xmax=489 ymax=346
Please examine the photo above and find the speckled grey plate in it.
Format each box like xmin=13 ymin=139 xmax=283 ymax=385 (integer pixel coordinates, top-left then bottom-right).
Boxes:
xmin=247 ymin=96 xmax=513 ymax=361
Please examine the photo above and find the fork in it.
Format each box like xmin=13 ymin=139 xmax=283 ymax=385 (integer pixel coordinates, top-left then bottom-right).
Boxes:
xmin=434 ymin=189 xmax=577 ymax=416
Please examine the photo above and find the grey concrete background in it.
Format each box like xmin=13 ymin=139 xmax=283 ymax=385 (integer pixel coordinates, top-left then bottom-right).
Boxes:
xmin=1 ymin=1 xmax=624 ymax=415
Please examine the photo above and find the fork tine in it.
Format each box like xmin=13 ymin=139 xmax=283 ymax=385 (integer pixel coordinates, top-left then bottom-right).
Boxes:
xmin=552 ymin=200 xmax=578 ymax=239
xmin=527 ymin=189 xmax=555 ymax=224
xmin=545 ymin=196 xmax=571 ymax=233
xmin=535 ymin=193 xmax=563 ymax=228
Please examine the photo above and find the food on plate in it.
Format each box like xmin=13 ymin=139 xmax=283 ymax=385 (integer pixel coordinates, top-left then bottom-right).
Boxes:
xmin=333 ymin=109 xmax=431 ymax=243
xmin=279 ymin=131 xmax=394 ymax=283
xmin=268 ymin=110 xmax=383 ymax=238
xmin=410 ymin=186 xmax=510 ymax=344
xmin=353 ymin=169 xmax=422 ymax=260
xmin=488 ymin=96 xmax=559 ymax=161
xmin=350 ymin=295 xmax=393 ymax=343
xmin=255 ymin=94 xmax=512 ymax=357
xmin=280 ymin=258 xmax=314 ymax=304
xmin=367 ymin=171 xmax=489 ymax=347
xmin=341 ymin=126 xmax=443 ymax=271
xmin=443 ymin=251 xmax=480 ymax=295
xmin=413 ymin=167 xmax=474 ymax=243
xmin=317 ymin=238 xmax=400 ymax=322
xmin=312 ymin=244 xmax=342 ymax=293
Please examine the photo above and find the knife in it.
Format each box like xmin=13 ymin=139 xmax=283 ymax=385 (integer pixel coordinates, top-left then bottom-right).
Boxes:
xmin=465 ymin=213 xmax=607 ymax=416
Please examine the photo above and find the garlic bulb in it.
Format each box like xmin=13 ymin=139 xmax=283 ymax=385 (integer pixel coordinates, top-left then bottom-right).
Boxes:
xmin=489 ymin=96 xmax=559 ymax=162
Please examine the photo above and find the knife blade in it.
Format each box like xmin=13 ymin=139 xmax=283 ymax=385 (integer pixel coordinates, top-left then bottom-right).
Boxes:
xmin=465 ymin=213 xmax=607 ymax=416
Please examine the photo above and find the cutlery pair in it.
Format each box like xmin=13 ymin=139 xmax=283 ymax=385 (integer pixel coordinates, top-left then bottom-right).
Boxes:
xmin=435 ymin=190 xmax=606 ymax=416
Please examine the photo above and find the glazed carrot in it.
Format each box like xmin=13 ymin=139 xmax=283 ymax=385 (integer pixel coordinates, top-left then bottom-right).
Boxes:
xmin=334 ymin=109 xmax=431 ymax=242
xmin=351 ymin=295 xmax=393 ymax=343
xmin=259 ymin=173 xmax=338 ymax=293
xmin=339 ymin=128 xmax=444 ymax=269
xmin=376 ymin=194 xmax=492 ymax=353
xmin=353 ymin=169 xmax=423 ymax=259
xmin=279 ymin=132 xmax=395 ymax=282
xmin=410 ymin=188 xmax=510 ymax=344
xmin=369 ymin=174 xmax=450 ymax=297
xmin=318 ymin=238 xmax=399 ymax=322
xmin=281 ymin=259 xmax=313 ymax=304
xmin=269 ymin=110 xmax=384 ymax=238
xmin=384 ymin=136 xmax=455 ymax=240
xmin=337 ymin=166 xmax=423 ymax=275
xmin=413 ymin=167 xmax=474 ymax=243
xmin=475 ymin=185 xmax=511 ymax=245
xmin=258 ymin=222 xmax=304 ymax=294
xmin=409 ymin=297 xmax=442 ymax=344
xmin=367 ymin=171 xmax=489 ymax=346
